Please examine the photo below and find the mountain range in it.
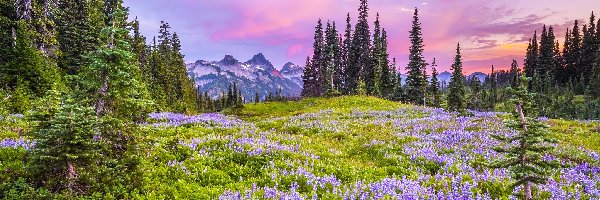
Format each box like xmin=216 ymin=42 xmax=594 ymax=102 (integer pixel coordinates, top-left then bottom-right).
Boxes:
xmin=186 ymin=53 xmax=303 ymax=101
xmin=186 ymin=53 xmax=488 ymax=101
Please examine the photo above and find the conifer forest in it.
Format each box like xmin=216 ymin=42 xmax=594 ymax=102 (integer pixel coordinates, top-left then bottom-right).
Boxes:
xmin=1 ymin=0 xmax=599 ymax=199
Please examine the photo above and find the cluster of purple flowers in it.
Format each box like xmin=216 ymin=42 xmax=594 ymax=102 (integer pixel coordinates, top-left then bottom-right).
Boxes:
xmin=0 ymin=138 xmax=35 ymax=150
xmin=147 ymin=112 xmax=242 ymax=127
xmin=167 ymin=160 xmax=190 ymax=174
xmin=213 ymin=106 xmax=600 ymax=199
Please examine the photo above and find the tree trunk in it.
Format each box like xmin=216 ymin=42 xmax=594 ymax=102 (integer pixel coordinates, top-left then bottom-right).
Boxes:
xmin=516 ymin=103 xmax=532 ymax=200
xmin=96 ymin=73 xmax=108 ymax=116
xmin=66 ymin=161 xmax=78 ymax=193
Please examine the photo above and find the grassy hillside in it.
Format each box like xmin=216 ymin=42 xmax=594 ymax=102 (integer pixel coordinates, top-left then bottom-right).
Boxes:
xmin=1 ymin=96 xmax=599 ymax=199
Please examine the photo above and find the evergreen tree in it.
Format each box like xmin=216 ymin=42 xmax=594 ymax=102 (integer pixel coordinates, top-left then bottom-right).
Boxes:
xmin=490 ymin=65 xmax=497 ymax=110
xmin=28 ymin=92 xmax=101 ymax=194
xmin=581 ymin=12 xmax=597 ymax=86
xmin=511 ymin=59 xmax=520 ymax=88
xmin=312 ymin=19 xmax=325 ymax=96
xmin=467 ymin=75 xmax=483 ymax=110
xmin=301 ymin=56 xmax=316 ymax=97
xmin=130 ymin=17 xmax=150 ymax=82
xmin=379 ymin=29 xmax=393 ymax=99
xmin=56 ymin=0 xmax=100 ymax=74
xmin=324 ymin=21 xmax=341 ymax=95
xmin=569 ymin=20 xmax=582 ymax=88
xmin=348 ymin=0 xmax=371 ymax=94
xmin=429 ymin=58 xmax=441 ymax=107
xmin=79 ymin=5 xmax=152 ymax=121
xmin=538 ymin=25 xmax=556 ymax=84
xmin=561 ymin=28 xmax=572 ymax=85
xmin=405 ymin=8 xmax=427 ymax=105
xmin=341 ymin=13 xmax=352 ymax=94
xmin=366 ymin=13 xmax=381 ymax=96
xmin=491 ymin=75 xmax=560 ymax=200
xmin=1 ymin=21 xmax=61 ymax=97
xmin=524 ymin=31 xmax=539 ymax=78
xmin=447 ymin=43 xmax=466 ymax=113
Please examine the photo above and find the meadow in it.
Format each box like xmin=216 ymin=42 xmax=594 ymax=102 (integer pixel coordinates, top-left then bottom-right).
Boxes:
xmin=1 ymin=96 xmax=599 ymax=199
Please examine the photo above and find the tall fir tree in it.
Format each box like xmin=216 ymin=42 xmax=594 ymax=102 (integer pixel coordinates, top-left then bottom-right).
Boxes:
xmin=491 ymin=75 xmax=559 ymax=200
xmin=490 ymin=65 xmax=497 ymax=111
xmin=405 ymin=8 xmax=427 ymax=105
xmin=78 ymin=2 xmax=152 ymax=121
xmin=301 ymin=56 xmax=316 ymax=97
xmin=341 ymin=13 xmax=352 ymax=94
xmin=524 ymin=31 xmax=539 ymax=78
xmin=324 ymin=21 xmax=342 ymax=95
xmin=311 ymin=19 xmax=325 ymax=96
xmin=348 ymin=0 xmax=371 ymax=94
xmin=428 ymin=58 xmax=441 ymax=107
xmin=28 ymin=91 xmax=101 ymax=194
xmin=447 ymin=43 xmax=466 ymax=113
xmin=561 ymin=29 xmax=572 ymax=85
xmin=569 ymin=20 xmax=582 ymax=86
xmin=379 ymin=29 xmax=393 ymax=99
xmin=511 ymin=59 xmax=520 ymax=88
xmin=581 ymin=12 xmax=597 ymax=86
xmin=56 ymin=0 xmax=100 ymax=75
xmin=366 ymin=13 xmax=381 ymax=96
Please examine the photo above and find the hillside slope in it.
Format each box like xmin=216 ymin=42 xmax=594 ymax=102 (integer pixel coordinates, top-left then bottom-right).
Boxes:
xmin=1 ymin=96 xmax=599 ymax=199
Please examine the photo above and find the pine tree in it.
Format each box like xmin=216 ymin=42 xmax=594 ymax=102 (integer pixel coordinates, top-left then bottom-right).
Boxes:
xmin=539 ymin=25 xmax=556 ymax=84
xmin=301 ymin=56 xmax=316 ymax=97
xmin=405 ymin=8 xmax=427 ymax=105
xmin=79 ymin=4 xmax=152 ymax=121
xmin=366 ymin=13 xmax=381 ymax=96
xmin=467 ymin=75 xmax=483 ymax=110
xmin=56 ymin=0 xmax=100 ymax=74
xmin=490 ymin=65 xmax=497 ymax=111
xmin=511 ymin=59 xmax=520 ymax=88
xmin=491 ymin=75 xmax=560 ymax=200
xmin=348 ymin=0 xmax=371 ymax=94
xmin=324 ymin=21 xmax=341 ymax=95
xmin=429 ymin=58 xmax=441 ymax=107
xmin=1 ymin=20 xmax=61 ymax=97
xmin=379 ymin=29 xmax=393 ymax=99
xmin=447 ymin=43 xmax=466 ymax=113
xmin=581 ymin=12 xmax=597 ymax=86
xmin=312 ymin=19 xmax=325 ymax=96
xmin=341 ymin=13 xmax=352 ymax=94
xmin=561 ymin=29 xmax=572 ymax=85
xmin=570 ymin=20 xmax=582 ymax=89
xmin=130 ymin=17 xmax=150 ymax=82
xmin=524 ymin=31 xmax=539 ymax=78
xmin=28 ymin=92 xmax=101 ymax=194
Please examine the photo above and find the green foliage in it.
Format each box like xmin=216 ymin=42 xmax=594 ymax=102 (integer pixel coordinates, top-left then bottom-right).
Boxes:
xmin=405 ymin=8 xmax=427 ymax=105
xmin=28 ymin=94 xmax=102 ymax=194
xmin=79 ymin=15 xmax=153 ymax=121
xmin=491 ymin=76 xmax=560 ymax=199
xmin=447 ymin=43 xmax=466 ymax=114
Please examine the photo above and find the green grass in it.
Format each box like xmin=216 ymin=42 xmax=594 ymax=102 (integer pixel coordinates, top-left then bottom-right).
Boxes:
xmin=549 ymin=119 xmax=600 ymax=152
xmin=233 ymin=95 xmax=405 ymax=120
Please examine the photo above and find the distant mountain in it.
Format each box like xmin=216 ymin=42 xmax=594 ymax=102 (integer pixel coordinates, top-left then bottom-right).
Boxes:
xmin=428 ymin=71 xmax=487 ymax=84
xmin=186 ymin=53 xmax=303 ymax=101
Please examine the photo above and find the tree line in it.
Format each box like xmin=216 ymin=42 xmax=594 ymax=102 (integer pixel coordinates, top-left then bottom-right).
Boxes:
xmin=301 ymin=0 xmax=600 ymax=119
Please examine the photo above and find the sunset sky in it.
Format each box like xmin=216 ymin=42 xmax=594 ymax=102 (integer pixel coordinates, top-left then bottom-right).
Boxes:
xmin=124 ymin=0 xmax=599 ymax=74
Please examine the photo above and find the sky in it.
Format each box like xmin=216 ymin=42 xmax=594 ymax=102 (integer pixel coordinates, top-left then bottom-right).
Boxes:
xmin=124 ymin=0 xmax=599 ymax=74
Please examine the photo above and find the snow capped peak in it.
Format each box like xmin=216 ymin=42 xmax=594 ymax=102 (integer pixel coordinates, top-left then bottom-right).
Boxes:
xmin=185 ymin=53 xmax=302 ymax=100
xmin=220 ymin=55 xmax=238 ymax=66
xmin=280 ymin=62 xmax=303 ymax=75
xmin=246 ymin=53 xmax=274 ymax=70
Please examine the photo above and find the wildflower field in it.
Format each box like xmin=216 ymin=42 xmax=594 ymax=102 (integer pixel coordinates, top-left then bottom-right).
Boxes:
xmin=1 ymin=96 xmax=599 ymax=199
